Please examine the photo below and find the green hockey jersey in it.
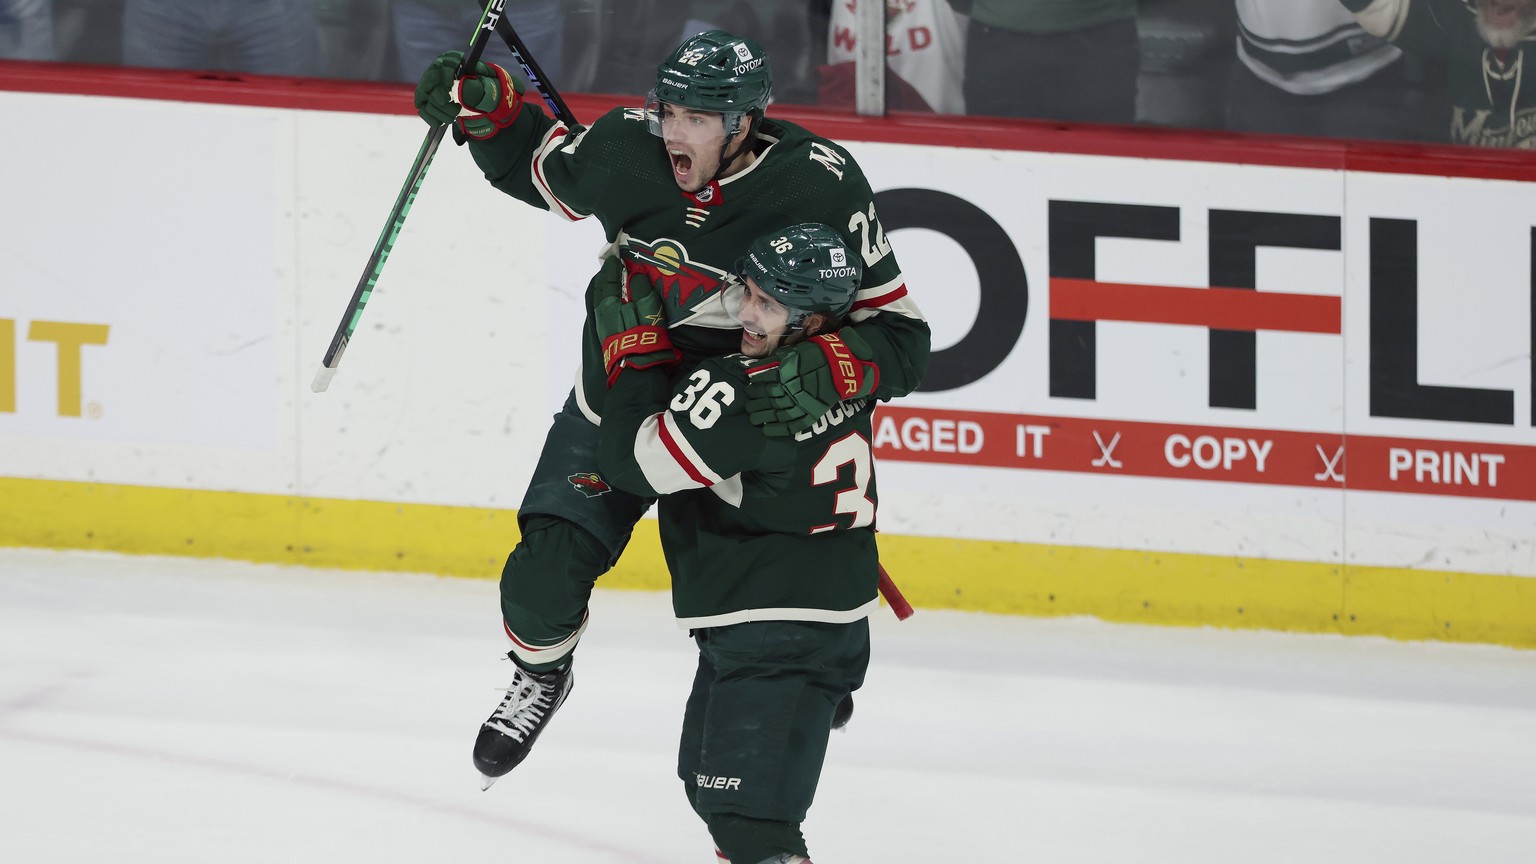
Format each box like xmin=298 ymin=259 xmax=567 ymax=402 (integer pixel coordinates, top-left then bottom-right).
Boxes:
xmin=463 ymin=102 xmax=930 ymax=416
xmin=597 ymin=356 xmax=881 ymax=628
xmin=1343 ymin=0 xmax=1536 ymax=148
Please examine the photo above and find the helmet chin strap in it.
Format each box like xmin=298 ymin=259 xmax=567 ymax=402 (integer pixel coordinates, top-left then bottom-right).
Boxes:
xmin=707 ymin=112 xmax=762 ymax=186
xmin=783 ymin=312 xmax=831 ymax=346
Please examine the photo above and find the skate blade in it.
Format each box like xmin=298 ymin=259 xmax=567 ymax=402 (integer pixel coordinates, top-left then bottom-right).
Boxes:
xmin=479 ymin=773 xmax=500 ymax=791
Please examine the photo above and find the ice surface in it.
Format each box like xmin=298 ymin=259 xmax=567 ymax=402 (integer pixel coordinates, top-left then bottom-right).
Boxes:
xmin=1 ymin=548 xmax=1532 ymax=862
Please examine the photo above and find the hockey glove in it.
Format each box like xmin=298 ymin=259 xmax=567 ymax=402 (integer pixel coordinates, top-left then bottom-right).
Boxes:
xmin=413 ymin=50 xmax=525 ymax=139
xmin=591 ymin=257 xmax=680 ymax=386
xmin=746 ymin=330 xmax=880 ymax=436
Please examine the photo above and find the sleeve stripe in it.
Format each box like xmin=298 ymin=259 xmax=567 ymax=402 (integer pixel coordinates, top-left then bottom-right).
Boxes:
xmin=658 ymin=411 xmax=720 ymax=487
xmin=633 ymin=413 xmax=699 ymax=493
xmin=852 ymin=282 xmax=909 ymax=311
xmin=531 ymin=126 xmax=586 ymax=222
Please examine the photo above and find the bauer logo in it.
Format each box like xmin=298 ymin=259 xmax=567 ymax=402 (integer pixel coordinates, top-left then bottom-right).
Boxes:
xmin=696 ymin=773 xmax=742 ymax=790
xmin=481 ymin=0 xmax=506 ymax=30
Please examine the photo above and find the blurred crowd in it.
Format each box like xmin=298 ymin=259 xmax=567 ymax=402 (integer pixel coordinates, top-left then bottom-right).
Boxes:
xmin=3 ymin=0 xmax=1535 ymax=149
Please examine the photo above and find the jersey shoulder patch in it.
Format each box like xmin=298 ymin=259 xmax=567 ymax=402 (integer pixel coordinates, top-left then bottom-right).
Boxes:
xmin=587 ymin=106 xmax=656 ymax=149
xmin=761 ymin=119 xmax=859 ymax=183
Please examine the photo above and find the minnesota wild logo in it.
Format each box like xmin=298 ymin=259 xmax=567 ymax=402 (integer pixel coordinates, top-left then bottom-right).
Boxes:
xmin=622 ymin=238 xmax=730 ymax=309
xmin=567 ymin=472 xmax=611 ymax=498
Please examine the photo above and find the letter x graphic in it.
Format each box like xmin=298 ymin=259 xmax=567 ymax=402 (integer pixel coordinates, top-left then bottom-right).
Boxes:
xmin=1313 ymin=444 xmax=1345 ymax=482
xmin=1092 ymin=431 xmax=1123 ymax=469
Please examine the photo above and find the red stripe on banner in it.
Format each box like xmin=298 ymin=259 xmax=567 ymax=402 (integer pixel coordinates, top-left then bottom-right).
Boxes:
xmin=871 ymin=405 xmax=1536 ymax=502
xmin=853 ymin=283 xmax=909 ymax=311
xmin=658 ymin=413 xmax=713 ymax=487
xmin=1049 ymin=279 xmax=1342 ymax=334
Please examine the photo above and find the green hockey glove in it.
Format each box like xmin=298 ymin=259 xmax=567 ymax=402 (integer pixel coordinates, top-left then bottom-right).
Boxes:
xmin=591 ymin=258 xmax=679 ymax=386
xmin=413 ymin=50 xmax=525 ymax=139
xmin=746 ymin=330 xmax=880 ymax=436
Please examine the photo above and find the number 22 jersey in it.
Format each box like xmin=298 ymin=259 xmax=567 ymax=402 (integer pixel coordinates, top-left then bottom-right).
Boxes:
xmin=463 ymin=104 xmax=930 ymax=418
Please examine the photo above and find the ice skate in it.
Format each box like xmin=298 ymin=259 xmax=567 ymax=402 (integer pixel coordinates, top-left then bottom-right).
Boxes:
xmin=832 ymin=693 xmax=854 ymax=730
xmin=473 ymin=655 xmax=573 ymax=789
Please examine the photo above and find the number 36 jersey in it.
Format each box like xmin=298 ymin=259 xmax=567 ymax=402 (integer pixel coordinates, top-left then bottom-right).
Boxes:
xmin=597 ymin=356 xmax=881 ymax=629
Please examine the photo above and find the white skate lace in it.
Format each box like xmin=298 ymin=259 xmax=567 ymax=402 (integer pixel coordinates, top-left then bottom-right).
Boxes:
xmin=486 ymin=671 xmax=551 ymax=741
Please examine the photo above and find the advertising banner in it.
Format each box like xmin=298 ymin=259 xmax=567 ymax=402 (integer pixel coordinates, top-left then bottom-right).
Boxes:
xmin=0 ymin=77 xmax=1531 ymax=644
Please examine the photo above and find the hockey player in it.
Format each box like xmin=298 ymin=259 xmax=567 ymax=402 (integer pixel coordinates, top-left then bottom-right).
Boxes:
xmin=411 ymin=31 xmax=928 ymax=785
xmin=593 ymin=223 xmax=878 ymax=864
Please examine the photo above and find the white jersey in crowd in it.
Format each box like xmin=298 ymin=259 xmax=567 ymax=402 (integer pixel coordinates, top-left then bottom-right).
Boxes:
xmin=1236 ymin=0 xmax=1403 ymax=95
xmin=827 ymin=0 xmax=969 ymax=114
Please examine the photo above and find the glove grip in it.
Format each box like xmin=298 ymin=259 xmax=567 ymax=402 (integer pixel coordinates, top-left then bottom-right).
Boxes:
xmin=453 ymin=64 xmax=524 ymax=139
xmin=602 ymin=325 xmax=679 ymax=385
xmin=809 ymin=333 xmax=879 ymax=399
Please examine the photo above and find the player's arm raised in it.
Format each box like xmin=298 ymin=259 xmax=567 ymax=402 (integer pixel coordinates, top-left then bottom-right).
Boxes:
xmin=413 ymin=49 xmax=611 ymax=220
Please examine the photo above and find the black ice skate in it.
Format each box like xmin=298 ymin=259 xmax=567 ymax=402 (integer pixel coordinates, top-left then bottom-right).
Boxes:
xmin=831 ymin=693 xmax=854 ymax=730
xmin=472 ymin=656 xmax=573 ymax=789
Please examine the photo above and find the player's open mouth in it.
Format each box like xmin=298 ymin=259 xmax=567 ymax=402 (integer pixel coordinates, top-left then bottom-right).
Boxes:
xmin=743 ymin=328 xmax=765 ymax=345
xmin=670 ymin=150 xmax=693 ymax=177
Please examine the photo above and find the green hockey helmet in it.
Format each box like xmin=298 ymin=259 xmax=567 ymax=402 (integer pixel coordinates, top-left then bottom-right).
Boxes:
xmin=647 ymin=30 xmax=773 ymax=138
xmin=734 ymin=223 xmax=862 ymax=329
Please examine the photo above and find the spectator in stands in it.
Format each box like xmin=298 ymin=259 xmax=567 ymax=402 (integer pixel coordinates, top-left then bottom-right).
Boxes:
xmin=819 ymin=0 xmax=969 ymax=114
xmin=121 ymin=0 xmax=321 ymax=76
xmin=1337 ymin=0 xmax=1536 ymax=147
xmin=952 ymin=0 xmax=1140 ymax=124
xmin=0 ymin=0 xmax=53 ymax=60
xmin=563 ymin=0 xmax=692 ymax=97
xmin=1229 ymin=0 xmax=1435 ymax=141
xmin=394 ymin=0 xmax=563 ymax=89
xmin=679 ymin=0 xmax=831 ymax=104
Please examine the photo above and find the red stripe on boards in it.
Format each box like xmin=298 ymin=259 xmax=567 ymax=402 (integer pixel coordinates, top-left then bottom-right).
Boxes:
xmin=7 ymin=60 xmax=1536 ymax=181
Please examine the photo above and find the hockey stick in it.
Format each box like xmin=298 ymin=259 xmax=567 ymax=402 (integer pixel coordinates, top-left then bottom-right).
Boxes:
xmin=311 ymin=0 xmax=509 ymax=393
xmin=878 ymin=564 xmax=914 ymax=621
xmin=486 ymin=9 xmax=579 ymax=129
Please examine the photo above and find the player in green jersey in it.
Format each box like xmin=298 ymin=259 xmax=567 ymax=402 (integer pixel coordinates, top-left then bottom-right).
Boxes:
xmin=413 ymin=30 xmax=929 ymax=787
xmin=593 ymin=223 xmax=877 ymax=864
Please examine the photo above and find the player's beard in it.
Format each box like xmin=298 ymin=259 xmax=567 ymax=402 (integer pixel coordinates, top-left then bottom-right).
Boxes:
xmin=1477 ymin=0 xmax=1536 ymax=49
